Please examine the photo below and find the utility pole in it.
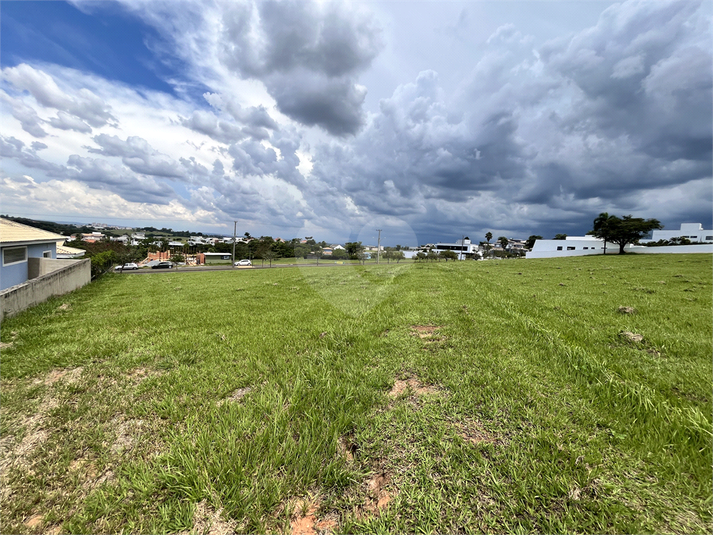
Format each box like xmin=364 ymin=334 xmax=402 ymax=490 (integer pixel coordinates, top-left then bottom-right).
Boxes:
xmin=376 ymin=229 xmax=382 ymax=264
xmin=232 ymin=221 xmax=237 ymax=268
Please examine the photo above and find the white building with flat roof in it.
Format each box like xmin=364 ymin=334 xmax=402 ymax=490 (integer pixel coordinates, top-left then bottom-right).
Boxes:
xmin=641 ymin=223 xmax=713 ymax=244
xmin=433 ymin=238 xmax=481 ymax=258
xmin=526 ymin=236 xmax=609 ymax=258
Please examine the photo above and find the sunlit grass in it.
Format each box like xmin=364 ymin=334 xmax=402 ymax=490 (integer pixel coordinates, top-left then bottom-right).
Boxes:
xmin=1 ymin=254 xmax=710 ymax=533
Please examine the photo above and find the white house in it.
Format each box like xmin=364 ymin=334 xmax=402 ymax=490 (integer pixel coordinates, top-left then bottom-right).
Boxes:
xmin=527 ymin=223 xmax=713 ymax=259
xmin=432 ymin=238 xmax=481 ymax=259
xmin=526 ymin=236 xmax=609 ymax=259
xmin=641 ymin=223 xmax=713 ymax=244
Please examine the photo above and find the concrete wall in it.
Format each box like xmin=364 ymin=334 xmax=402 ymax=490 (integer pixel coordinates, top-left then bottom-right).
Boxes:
xmin=0 ymin=258 xmax=90 ymax=322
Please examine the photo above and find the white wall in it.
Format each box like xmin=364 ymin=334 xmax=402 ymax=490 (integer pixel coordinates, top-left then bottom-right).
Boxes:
xmin=628 ymin=244 xmax=713 ymax=254
xmin=526 ymin=237 xmax=610 ymax=258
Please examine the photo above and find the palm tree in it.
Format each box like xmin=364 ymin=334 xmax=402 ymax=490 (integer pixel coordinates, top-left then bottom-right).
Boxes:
xmin=593 ymin=212 xmax=615 ymax=254
xmin=485 ymin=232 xmax=492 ymax=244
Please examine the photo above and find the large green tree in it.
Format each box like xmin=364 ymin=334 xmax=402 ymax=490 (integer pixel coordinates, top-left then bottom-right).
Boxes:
xmin=590 ymin=214 xmax=663 ymax=254
xmin=345 ymin=241 xmax=364 ymax=259
xmin=526 ymin=235 xmax=543 ymax=249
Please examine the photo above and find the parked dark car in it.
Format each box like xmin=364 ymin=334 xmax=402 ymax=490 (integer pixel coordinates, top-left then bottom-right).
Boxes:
xmin=151 ymin=261 xmax=174 ymax=269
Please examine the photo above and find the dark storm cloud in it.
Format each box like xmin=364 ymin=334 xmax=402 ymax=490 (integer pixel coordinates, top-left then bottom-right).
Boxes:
xmin=540 ymin=0 xmax=711 ymax=163
xmin=219 ymin=0 xmax=382 ymax=135
xmin=305 ymin=0 xmax=711 ymax=239
xmin=88 ymin=134 xmax=188 ymax=179
xmin=223 ymin=126 xmax=306 ymax=188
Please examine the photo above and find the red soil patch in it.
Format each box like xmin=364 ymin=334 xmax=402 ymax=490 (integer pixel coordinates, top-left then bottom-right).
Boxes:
xmin=290 ymin=500 xmax=338 ymax=535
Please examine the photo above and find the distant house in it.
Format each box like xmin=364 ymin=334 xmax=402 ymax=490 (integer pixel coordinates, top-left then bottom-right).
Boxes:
xmin=526 ymin=236 xmax=606 ymax=258
xmin=1 ymin=219 xmax=65 ymax=290
xmin=432 ymin=238 xmax=480 ymax=258
xmin=56 ymin=241 xmax=86 ymax=260
xmin=202 ymin=252 xmax=233 ymax=264
xmin=527 ymin=223 xmax=713 ymax=259
xmin=81 ymin=232 xmax=105 ymax=243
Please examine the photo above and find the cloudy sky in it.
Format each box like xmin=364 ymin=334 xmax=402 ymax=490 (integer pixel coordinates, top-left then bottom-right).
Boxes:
xmin=1 ymin=0 xmax=711 ymax=245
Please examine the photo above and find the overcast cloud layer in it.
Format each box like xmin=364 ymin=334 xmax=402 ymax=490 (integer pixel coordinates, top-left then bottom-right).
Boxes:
xmin=1 ymin=0 xmax=710 ymax=243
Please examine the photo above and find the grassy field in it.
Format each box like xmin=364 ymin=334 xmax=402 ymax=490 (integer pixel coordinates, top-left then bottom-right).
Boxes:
xmin=1 ymin=255 xmax=710 ymax=534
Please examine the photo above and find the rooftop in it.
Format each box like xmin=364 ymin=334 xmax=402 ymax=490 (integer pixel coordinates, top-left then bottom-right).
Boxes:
xmin=0 ymin=218 xmax=65 ymax=245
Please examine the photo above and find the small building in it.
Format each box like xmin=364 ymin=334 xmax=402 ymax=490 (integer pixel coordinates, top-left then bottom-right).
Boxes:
xmin=81 ymin=232 xmax=105 ymax=243
xmin=202 ymin=252 xmax=233 ymax=264
xmin=432 ymin=238 xmax=480 ymax=259
xmin=56 ymin=241 xmax=86 ymax=260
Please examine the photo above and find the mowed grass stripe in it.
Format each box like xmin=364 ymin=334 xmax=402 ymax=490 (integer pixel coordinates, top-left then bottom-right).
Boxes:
xmin=1 ymin=255 xmax=710 ymax=533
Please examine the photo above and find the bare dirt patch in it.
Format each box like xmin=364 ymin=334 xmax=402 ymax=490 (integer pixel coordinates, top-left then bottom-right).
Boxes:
xmin=620 ymin=331 xmax=644 ymax=343
xmin=0 ymin=341 xmax=13 ymax=350
xmin=337 ymin=436 xmax=357 ymax=462
xmin=1 ymin=396 xmax=59 ymax=475
xmin=364 ymin=472 xmax=392 ymax=512
xmin=35 ymin=367 xmax=84 ymax=387
xmin=217 ymin=387 xmax=252 ymax=407
xmin=288 ymin=498 xmax=338 ymax=535
xmin=410 ymin=325 xmax=445 ymax=341
xmin=58 ymin=303 xmax=71 ymax=311
xmin=453 ymin=419 xmax=503 ymax=446
xmin=178 ymin=499 xmax=238 ymax=535
xmin=110 ymin=416 xmax=145 ymax=454
xmin=126 ymin=367 xmax=163 ymax=384
xmin=351 ymin=471 xmax=395 ymax=519
xmin=618 ymin=306 xmax=637 ymax=315
xmin=24 ymin=513 xmax=44 ymax=529
xmin=389 ymin=376 xmax=440 ymax=399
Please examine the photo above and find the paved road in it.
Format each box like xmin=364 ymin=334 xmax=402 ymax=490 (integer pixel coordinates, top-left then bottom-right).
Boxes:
xmin=116 ymin=262 xmax=359 ymax=274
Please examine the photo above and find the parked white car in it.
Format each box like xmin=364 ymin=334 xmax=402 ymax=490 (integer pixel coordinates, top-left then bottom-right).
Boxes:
xmin=115 ymin=263 xmax=139 ymax=270
xmin=234 ymin=259 xmax=252 ymax=266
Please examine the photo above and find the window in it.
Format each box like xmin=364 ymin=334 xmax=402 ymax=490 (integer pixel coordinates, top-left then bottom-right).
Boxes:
xmin=583 ymin=247 xmax=588 ymax=250
xmin=3 ymin=246 xmax=27 ymax=266
xmin=706 ymin=236 xmax=713 ymax=241
xmin=43 ymin=250 xmax=52 ymax=258
xmin=556 ymin=246 xmax=563 ymax=251
xmin=567 ymin=246 xmax=576 ymax=251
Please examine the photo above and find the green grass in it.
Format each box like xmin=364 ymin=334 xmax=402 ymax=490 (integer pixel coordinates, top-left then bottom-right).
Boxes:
xmin=1 ymin=255 xmax=711 ymax=534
